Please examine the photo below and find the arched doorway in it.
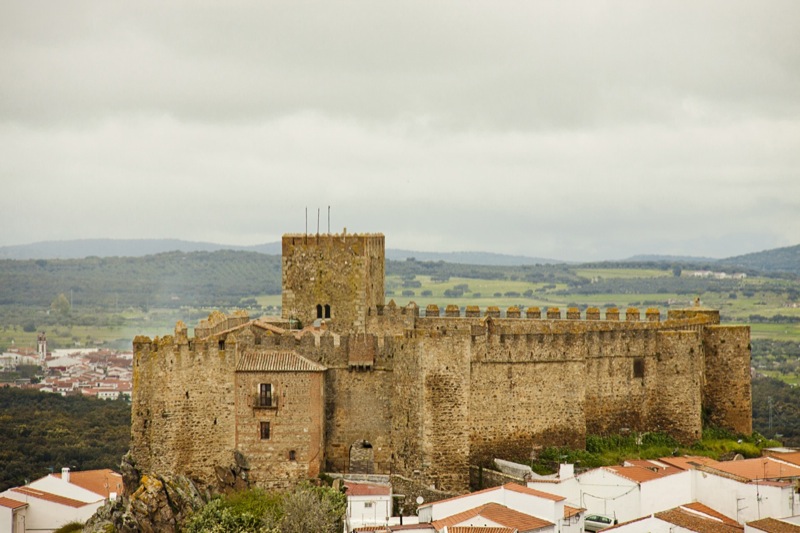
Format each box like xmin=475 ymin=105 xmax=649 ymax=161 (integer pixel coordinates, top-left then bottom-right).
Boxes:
xmin=349 ymin=440 xmax=374 ymax=474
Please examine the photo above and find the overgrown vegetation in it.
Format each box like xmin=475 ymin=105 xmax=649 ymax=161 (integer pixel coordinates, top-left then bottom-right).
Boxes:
xmin=0 ymin=388 xmax=130 ymax=492
xmin=529 ymin=429 xmax=780 ymax=475
xmin=184 ymin=484 xmax=346 ymax=533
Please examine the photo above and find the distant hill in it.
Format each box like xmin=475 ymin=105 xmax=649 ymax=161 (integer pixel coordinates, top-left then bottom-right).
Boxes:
xmin=624 ymin=254 xmax=719 ymax=263
xmin=2 ymin=238 xmax=798 ymax=273
xmin=385 ymin=249 xmax=562 ymax=266
xmin=0 ymin=239 xmax=282 ymax=260
xmin=718 ymin=244 xmax=800 ymax=275
xmin=0 ymin=239 xmax=558 ymax=265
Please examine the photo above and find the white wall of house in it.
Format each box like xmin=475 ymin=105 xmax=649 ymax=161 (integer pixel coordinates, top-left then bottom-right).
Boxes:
xmin=639 ymin=471 xmax=692 ymax=516
xmin=572 ymin=469 xmax=640 ymax=522
xmin=0 ymin=494 xmax=102 ymax=533
xmin=347 ymin=494 xmax=392 ymax=531
xmin=693 ymin=471 xmax=795 ymax=524
xmin=505 ymin=488 xmax=562 ymax=524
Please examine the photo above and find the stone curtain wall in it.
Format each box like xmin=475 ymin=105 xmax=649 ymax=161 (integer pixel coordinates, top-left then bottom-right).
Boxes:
xmin=130 ymin=303 xmax=751 ymax=493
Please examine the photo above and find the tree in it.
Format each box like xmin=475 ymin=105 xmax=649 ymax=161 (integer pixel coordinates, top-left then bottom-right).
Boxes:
xmin=51 ymin=293 xmax=71 ymax=316
xmin=672 ymin=265 xmax=682 ymax=277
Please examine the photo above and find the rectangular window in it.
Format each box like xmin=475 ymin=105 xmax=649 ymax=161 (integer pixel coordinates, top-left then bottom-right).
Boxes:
xmin=260 ymin=421 xmax=271 ymax=440
xmin=633 ymin=357 xmax=645 ymax=379
xmin=364 ymin=502 xmax=373 ymax=509
xmin=259 ymin=384 xmax=273 ymax=407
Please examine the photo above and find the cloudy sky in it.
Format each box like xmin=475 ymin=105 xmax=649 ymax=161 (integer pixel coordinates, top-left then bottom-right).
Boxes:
xmin=2 ymin=1 xmax=799 ymax=261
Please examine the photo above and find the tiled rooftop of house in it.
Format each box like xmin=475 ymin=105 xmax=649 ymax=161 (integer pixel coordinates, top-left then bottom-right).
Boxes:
xmin=345 ymin=481 xmax=392 ymax=496
xmin=54 ymin=469 xmax=124 ymax=497
xmin=747 ymin=517 xmax=800 ymax=532
xmin=704 ymin=456 xmax=800 ymax=481
xmin=236 ymin=350 xmax=327 ymax=372
xmin=656 ymin=455 xmax=719 ymax=471
xmin=11 ymin=486 xmax=88 ymax=508
xmin=0 ymin=496 xmax=27 ymax=509
xmin=419 ymin=482 xmax=563 ymax=510
xmin=603 ymin=463 xmax=682 ymax=483
xmin=431 ymin=502 xmax=551 ymax=532
xmin=654 ymin=507 xmax=743 ymax=533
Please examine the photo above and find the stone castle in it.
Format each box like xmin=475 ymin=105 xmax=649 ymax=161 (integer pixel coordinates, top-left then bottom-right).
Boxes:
xmin=131 ymin=232 xmax=752 ymax=494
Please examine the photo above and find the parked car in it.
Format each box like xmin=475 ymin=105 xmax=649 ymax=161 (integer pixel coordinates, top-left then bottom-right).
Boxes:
xmin=585 ymin=514 xmax=616 ymax=531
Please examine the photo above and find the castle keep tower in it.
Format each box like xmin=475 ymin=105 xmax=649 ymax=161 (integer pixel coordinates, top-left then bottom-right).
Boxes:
xmin=281 ymin=232 xmax=385 ymax=333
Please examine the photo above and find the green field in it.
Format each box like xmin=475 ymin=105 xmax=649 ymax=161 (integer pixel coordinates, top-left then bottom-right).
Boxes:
xmin=2 ymin=266 xmax=798 ymax=354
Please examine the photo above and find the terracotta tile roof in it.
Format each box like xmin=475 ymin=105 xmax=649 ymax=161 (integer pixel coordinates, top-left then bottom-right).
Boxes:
xmin=447 ymin=526 xmax=519 ymax=533
xmin=252 ymin=319 xmax=286 ymax=331
xmin=747 ymin=517 xmax=800 ymax=532
xmin=657 ymin=455 xmax=719 ymax=470
xmin=11 ymin=486 xmax=89 ymax=508
xmin=564 ymin=505 xmax=583 ymax=519
xmin=345 ymin=481 xmax=392 ymax=496
xmin=503 ymin=482 xmax=564 ymax=502
xmin=418 ymin=482 xmax=562 ymax=510
xmin=655 ymin=508 xmax=743 ymax=532
xmin=54 ymin=469 xmax=124 ymax=497
xmin=0 ymin=497 xmax=27 ymax=509
xmin=603 ymin=464 xmax=680 ymax=483
xmin=432 ymin=502 xmax=552 ymax=532
xmin=236 ymin=350 xmax=326 ymax=372
xmin=705 ymin=457 xmax=800 ymax=481
xmin=679 ymin=502 xmax=739 ymax=526
xmin=766 ymin=451 xmax=800 ymax=465
xmin=388 ymin=525 xmax=436 ymax=531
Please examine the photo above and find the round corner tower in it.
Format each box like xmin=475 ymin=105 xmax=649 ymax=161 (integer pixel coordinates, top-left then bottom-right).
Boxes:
xmin=281 ymin=232 xmax=385 ymax=333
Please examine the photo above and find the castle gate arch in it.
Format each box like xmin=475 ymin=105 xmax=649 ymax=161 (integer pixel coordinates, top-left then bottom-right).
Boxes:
xmin=349 ymin=440 xmax=374 ymax=474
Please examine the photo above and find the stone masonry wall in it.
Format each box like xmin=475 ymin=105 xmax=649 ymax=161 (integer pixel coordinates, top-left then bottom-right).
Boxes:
xmin=647 ymin=330 xmax=703 ymax=442
xmin=234 ymin=369 xmax=324 ymax=489
xmin=702 ymin=325 xmax=753 ymax=434
xmin=131 ymin=328 xmax=237 ymax=489
xmin=469 ymin=328 xmax=586 ymax=466
xmin=282 ymin=233 xmax=385 ymax=333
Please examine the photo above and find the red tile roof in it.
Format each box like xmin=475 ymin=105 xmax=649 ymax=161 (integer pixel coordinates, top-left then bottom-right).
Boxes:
xmin=432 ymin=502 xmax=552 ymax=531
xmin=603 ymin=464 xmax=681 ymax=483
xmin=705 ymin=457 xmax=800 ymax=481
xmin=0 ymin=497 xmax=27 ymax=510
xmin=747 ymin=517 xmax=800 ymax=532
xmin=447 ymin=526 xmax=519 ymax=533
xmin=657 ymin=455 xmax=719 ymax=471
xmin=418 ymin=482 xmax=562 ymax=509
xmin=564 ymin=505 xmax=583 ymax=519
xmin=345 ymin=481 xmax=392 ymax=496
xmin=679 ymin=502 xmax=739 ymax=526
xmin=236 ymin=350 xmax=326 ymax=372
xmin=11 ymin=486 xmax=88 ymax=508
xmin=503 ymin=482 xmax=564 ymax=502
xmin=655 ymin=508 xmax=743 ymax=533
xmin=54 ymin=469 xmax=124 ymax=497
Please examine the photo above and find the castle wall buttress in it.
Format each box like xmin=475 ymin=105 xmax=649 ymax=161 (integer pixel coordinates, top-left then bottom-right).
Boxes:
xmin=131 ymin=330 xmax=236 ymax=489
xmin=702 ymin=325 xmax=752 ymax=435
xmin=648 ymin=331 xmax=703 ymax=443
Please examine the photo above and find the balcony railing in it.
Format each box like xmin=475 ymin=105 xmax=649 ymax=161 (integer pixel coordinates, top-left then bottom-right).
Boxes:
xmin=253 ymin=395 xmax=277 ymax=409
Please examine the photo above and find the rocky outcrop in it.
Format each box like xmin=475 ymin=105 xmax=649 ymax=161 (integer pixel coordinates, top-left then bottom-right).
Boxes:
xmin=84 ymin=454 xmax=207 ymax=533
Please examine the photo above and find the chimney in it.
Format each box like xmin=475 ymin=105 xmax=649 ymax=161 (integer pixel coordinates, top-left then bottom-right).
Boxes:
xmin=558 ymin=463 xmax=574 ymax=480
xmin=62 ymin=467 xmax=70 ymax=483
